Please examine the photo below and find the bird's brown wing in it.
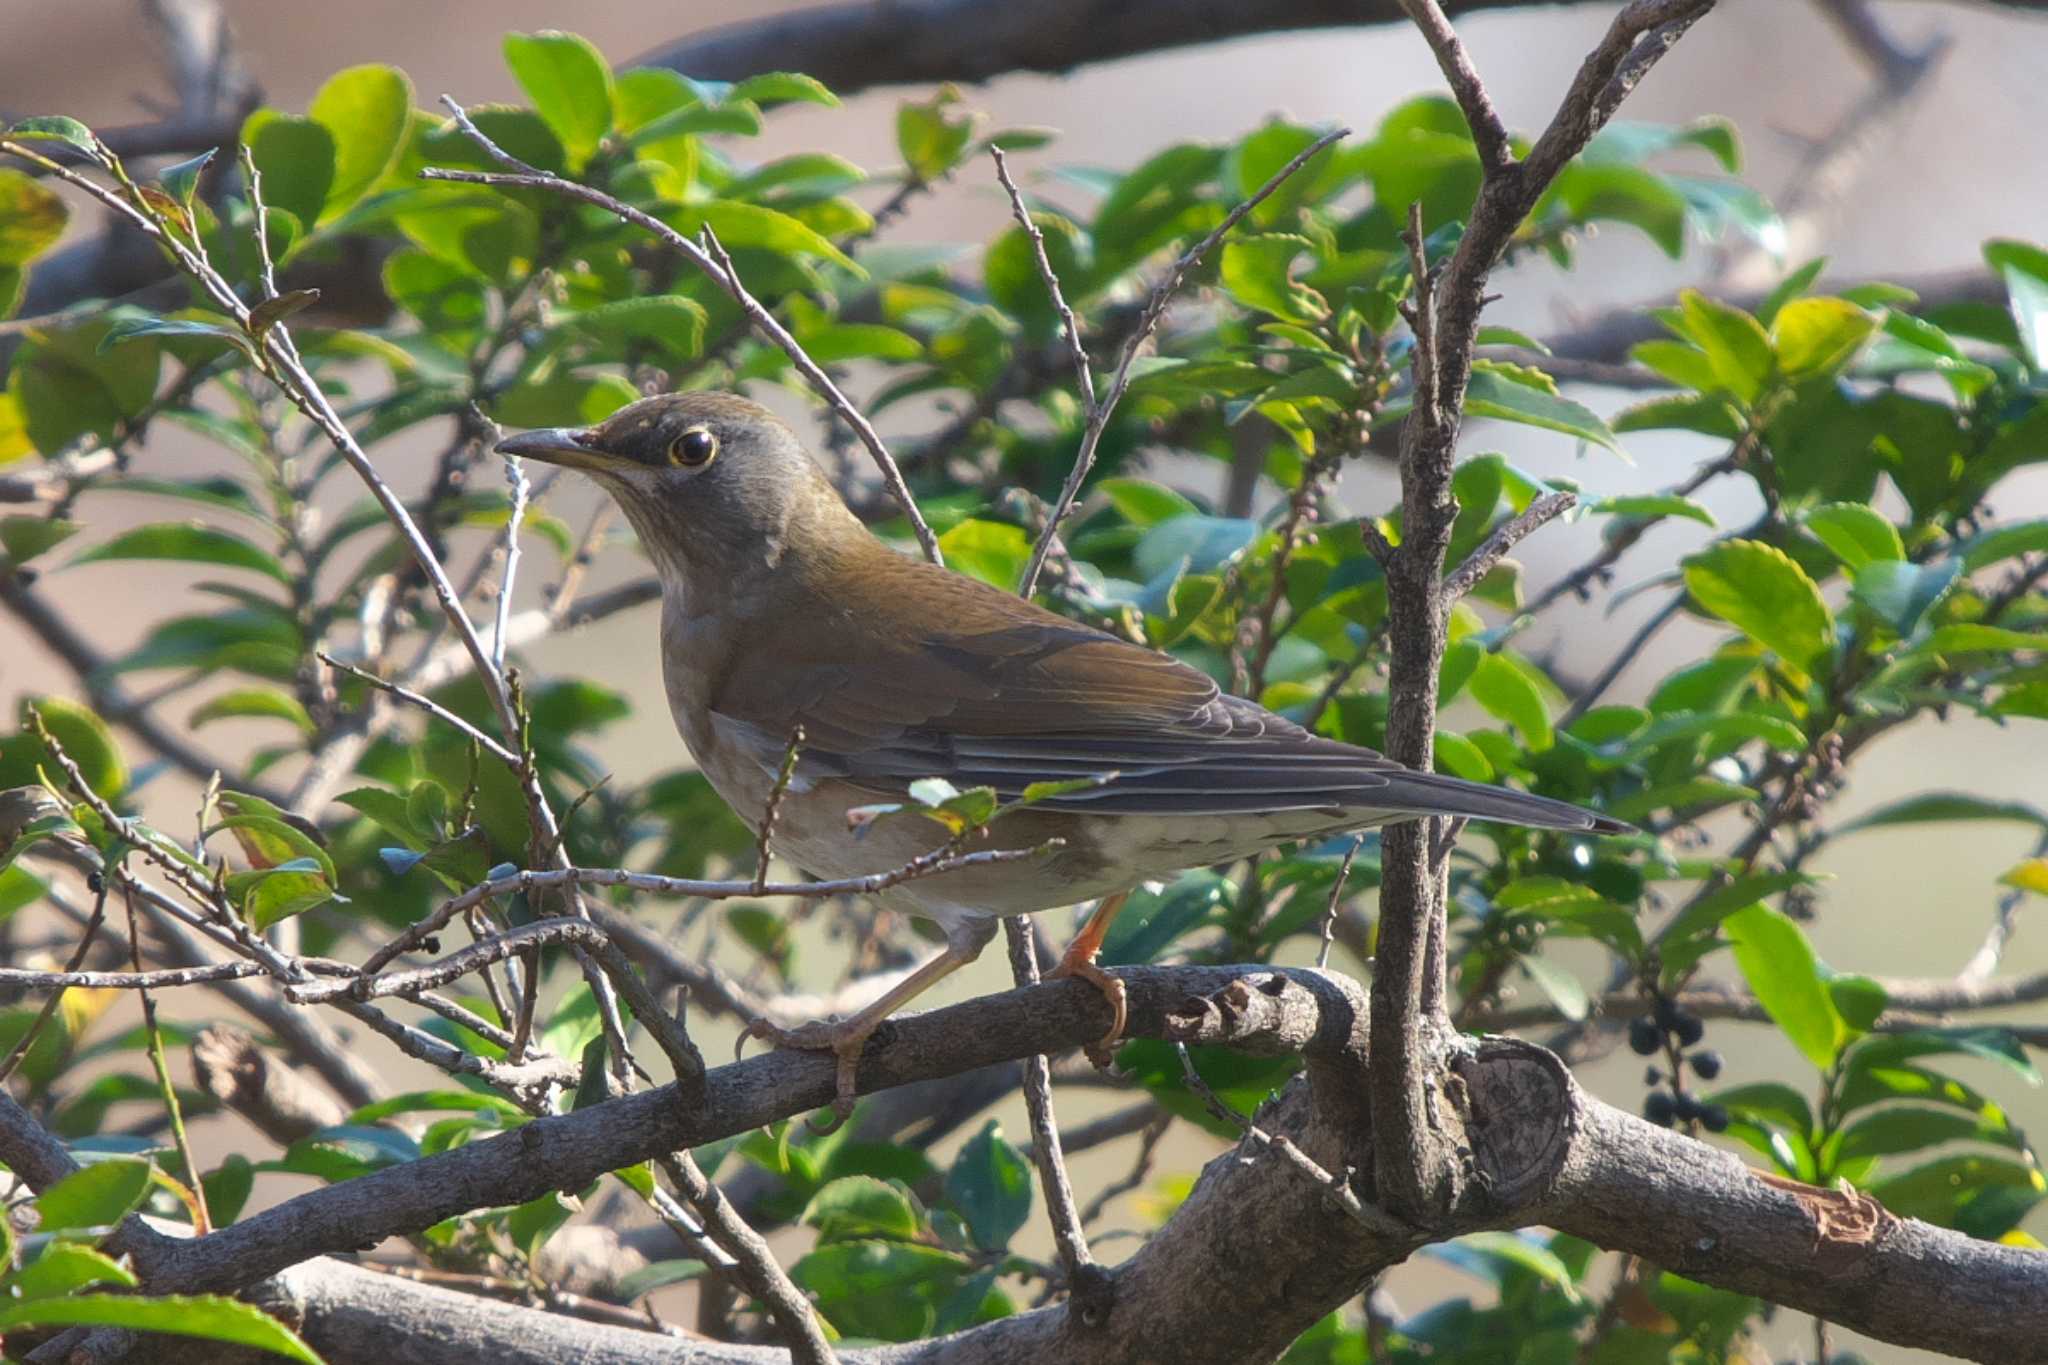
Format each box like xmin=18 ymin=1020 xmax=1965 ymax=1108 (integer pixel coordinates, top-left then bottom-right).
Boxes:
xmin=712 ymin=549 xmax=1620 ymax=832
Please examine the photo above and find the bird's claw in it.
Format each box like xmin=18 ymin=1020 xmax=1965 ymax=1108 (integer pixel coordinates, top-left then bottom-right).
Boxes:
xmin=735 ymin=1013 xmax=866 ymax=1131
xmin=1048 ymin=959 xmax=1128 ymax=1071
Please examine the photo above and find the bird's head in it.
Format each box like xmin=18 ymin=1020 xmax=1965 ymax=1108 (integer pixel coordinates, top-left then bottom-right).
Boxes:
xmin=496 ymin=391 xmax=862 ymax=589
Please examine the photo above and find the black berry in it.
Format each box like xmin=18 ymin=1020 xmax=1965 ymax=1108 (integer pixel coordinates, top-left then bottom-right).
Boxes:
xmin=1699 ymin=1104 xmax=1730 ymax=1133
xmin=1643 ymin=1066 xmax=1662 ymax=1086
xmin=1628 ymin=1018 xmax=1662 ymax=1056
xmin=1672 ymin=1092 xmax=1701 ymax=1123
xmin=1673 ymin=1014 xmax=1706 ymax=1047
xmin=1644 ymin=1091 xmax=1677 ymax=1126
xmin=1653 ymin=995 xmax=1682 ymax=1030
xmin=1690 ymin=1050 xmax=1723 ymax=1080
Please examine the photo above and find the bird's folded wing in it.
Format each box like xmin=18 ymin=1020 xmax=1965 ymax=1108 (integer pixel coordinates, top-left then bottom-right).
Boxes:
xmin=712 ymin=596 xmax=1617 ymax=833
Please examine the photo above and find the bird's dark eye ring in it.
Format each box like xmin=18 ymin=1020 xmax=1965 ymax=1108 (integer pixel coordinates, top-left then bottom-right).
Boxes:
xmin=670 ymin=427 xmax=718 ymax=467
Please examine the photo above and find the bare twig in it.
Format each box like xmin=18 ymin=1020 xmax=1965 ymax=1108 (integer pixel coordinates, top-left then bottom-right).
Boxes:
xmin=493 ymin=445 xmax=530 ymax=672
xmin=1316 ymin=838 xmax=1366 ymax=971
xmin=1015 ymin=126 xmax=1349 ymax=598
xmin=316 ymin=652 xmax=520 ymax=767
xmin=1443 ymin=490 xmax=1577 ymax=599
xmin=0 ymin=959 xmax=267 ymax=992
xmin=1001 ymin=917 xmax=1097 ymax=1294
xmin=751 ymin=727 xmax=805 ymax=895
xmin=426 ymin=95 xmax=940 ymax=566
xmin=361 ymin=842 xmax=1060 ymax=977
xmin=657 ymin=1151 xmax=839 ymax=1365
xmin=124 ymin=883 xmax=210 ymax=1233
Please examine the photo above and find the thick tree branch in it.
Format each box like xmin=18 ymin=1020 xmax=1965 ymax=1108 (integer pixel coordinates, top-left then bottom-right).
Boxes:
xmin=1371 ymin=0 xmax=1713 ymax=1227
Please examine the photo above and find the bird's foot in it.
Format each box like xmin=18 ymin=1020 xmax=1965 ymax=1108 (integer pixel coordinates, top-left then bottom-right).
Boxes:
xmin=735 ymin=1015 xmax=872 ymax=1131
xmin=1047 ymin=957 xmax=1127 ymax=1070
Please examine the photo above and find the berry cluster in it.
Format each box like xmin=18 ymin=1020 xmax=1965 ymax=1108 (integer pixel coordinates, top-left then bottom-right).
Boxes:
xmin=1629 ymin=991 xmax=1727 ymax=1132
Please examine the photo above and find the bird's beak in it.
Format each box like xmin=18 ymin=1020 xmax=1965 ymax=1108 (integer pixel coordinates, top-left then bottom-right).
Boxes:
xmin=494 ymin=427 xmax=612 ymax=470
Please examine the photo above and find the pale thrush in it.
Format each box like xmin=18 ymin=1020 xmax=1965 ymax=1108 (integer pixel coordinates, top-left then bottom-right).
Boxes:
xmin=498 ymin=393 xmax=1626 ymax=1110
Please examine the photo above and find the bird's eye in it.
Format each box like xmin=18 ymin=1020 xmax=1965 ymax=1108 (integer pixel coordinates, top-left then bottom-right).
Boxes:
xmin=669 ymin=427 xmax=718 ymax=467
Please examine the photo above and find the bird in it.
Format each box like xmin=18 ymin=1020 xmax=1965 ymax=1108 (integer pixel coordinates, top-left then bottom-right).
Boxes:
xmin=497 ymin=392 xmax=1628 ymax=1115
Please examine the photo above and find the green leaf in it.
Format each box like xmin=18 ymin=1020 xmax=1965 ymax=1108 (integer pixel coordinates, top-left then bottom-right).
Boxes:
xmin=1871 ymin=1154 xmax=2046 ymax=1231
xmin=0 ymin=169 xmax=68 ymax=266
xmin=98 ymin=314 xmax=252 ymax=357
xmin=30 ymin=1159 xmax=151 ymax=1235
xmin=1468 ymin=653 xmax=1553 ymax=752
xmin=226 ymin=859 xmax=336 ymax=931
xmin=1463 ymin=368 xmax=1622 ymax=454
xmin=240 ymin=111 xmax=336 ymax=238
xmin=5 ymin=116 xmax=99 ymax=155
xmin=1712 ymin=1082 xmax=1814 ymax=1139
xmin=945 ymin=1120 xmax=1032 ymax=1252
xmin=493 ymin=372 xmax=638 ymax=427
xmin=1661 ymin=871 xmax=1821 ymax=945
xmin=1959 ymin=519 xmax=2048 ymax=572
xmin=1771 ymin=297 xmax=1875 ymax=380
xmin=9 ymin=1243 xmax=137 ymax=1298
xmin=189 ymin=688 xmax=315 ymax=736
xmin=1836 ymin=1107 xmax=2028 ymax=1163
xmin=1802 ymin=502 xmax=1904 ymax=570
xmin=1100 ymin=477 xmax=1200 ymax=527
xmin=1593 ymin=494 xmax=1716 ymax=527
xmin=1675 ymin=290 xmax=1773 ymax=403
xmin=689 ymin=200 xmax=860 ymax=274
xmin=1519 ymin=952 xmax=1589 ymax=1021
xmin=804 ymin=1175 xmax=921 ymax=1243
xmin=158 ymin=148 xmax=215 ymax=213
xmin=794 ymin=1240 xmax=971 ymax=1341
xmin=1917 ymin=623 xmax=2046 ymax=657
xmin=1984 ymin=239 xmax=2048 ymax=369
xmin=1726 ymin=904 xmax=1845 ymax=1069
xmin=1098 ymin=870 xmax=1231 ymax=967
xmin=503 ymin=31 xmax=614 ymax=169
xmin=1220 ymin=234 xmax=1326 ymax=322
xmin=1758 ymin=257 xmax=1828 ymax=325
xmin=1837 ymin=791 xmax=2048 ymax=835
xmin=6 ymin=695 xmax=126 ymax=799
xmin=201 ymin=1154 xmax=253 ymax=1227
xmin=1683 ymin=539 xmax=1833 ymax=675
xmin=567 ymin=295 xmax=708 ymax=364
xmin=0 ymin=1293 xmax=320 ymax=1364
xmin=730 ymin=72 xmax=839 ymax=108
xmin=1849 ymin=1027 xmax=2040 ymax=1088
xmin=307 ymin=64 xmax=412 ymax=220
xmin=897 ymin=89 xmax=977 ymax=182
xmin=1849 ymin=558 xmax=1958 ymax=637
xmin=0 ymin=516 xmax=79 ymax=565
xmin=72 ymin=523 xmax=289 ymax=584
xmin=937 ymin=518 xmax=1029 ymax=589
xmin=615 ymin=1259 xmax=708 ymax=1299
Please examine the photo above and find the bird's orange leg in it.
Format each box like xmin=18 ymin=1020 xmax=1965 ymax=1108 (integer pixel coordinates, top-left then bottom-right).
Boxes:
xmin=1048 ymin=890 xmax=1130 ymax=1063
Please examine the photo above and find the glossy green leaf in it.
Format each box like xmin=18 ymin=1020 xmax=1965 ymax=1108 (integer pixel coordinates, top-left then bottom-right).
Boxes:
xmin=0 ymin=1293 xmax=320 ymax=1363
xmin=1849 ymin=558 xmax=1958 ymax=637
xmin=897 ymin=89 xmax=977 ymax=182
xmin=1803 ymin=502 xmax=1904 ymax=570
xmin=1593 ymin=494 xmax=1716 ymax=527
xmin=1726 ymin=904 xmax=1844 ymax=1069
xmin=189 ymin=688 xmax=315 ymax=735
xmin=6 ymin=695 xmax=126 ymax=798
xmin=804 ymin=1175 xmax=922 ymax=1243
xmin=1098 ymin=870 xmax=1231 ymax=967
xmin=227 ymin=859 xmax=336 ymax=931
xmin=615 ymin=1258 xmax=708 ymax=1299
xmin=5 ymin=116 xmax=99 ymax=155
xmin=1683 ymin=539 xmax=1833 ymax=674
xmin=1959 ymin=519 xmax=2048 ymax=572
xmin=731 ymin=72 xmax=839 ymax=108
xmin=1984 ymin=239 xmax=2048 ymax=369
xmin=1676 ymin=290 xmax=1773 ymax=403
xmin=1464 ymin=368 xmax=1622 ymax=454
xmin=241 ymin=111 xmax=336 ymax=238
xmin=9 ymin=1243 xmax=136 ymax=1298
xmin=493 ymin=372 xmax=638 ymax=427
xmin=30 ymin=1159 xmax=151 ymax=1235
xmin=945 ymin=1120 xmax=1032 ymax=1252
xmin=1518 ymin=952 xmax=1589 ymax=1021
xmin=1468 ymin=652 xmax=1554 ymax=752
xmin=308 ymin=64 xmax=411 ymax=220
xmin=691 ymin=200 xmax=860 ymax=273
xmin=73 ymin=523 xmax=289 ymax=584
xmin=1220 ymin=234 xmax=1326 ymax=322
xmin=0 ymin=169 xmax=68 ymax=266
xmin=1917 ymin=624 xmax=2047 ymax=656
xmin=0 ymin=516 xmax=79 ymax=565
xmin=503 ymin=31 xmax=613 ymax=168
xmin=1771 ymin=297 xmax=1875 ymax=380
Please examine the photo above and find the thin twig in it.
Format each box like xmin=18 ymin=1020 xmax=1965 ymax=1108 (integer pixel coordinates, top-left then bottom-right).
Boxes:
xmin=1442 ymin=490 xmax=1577 ymax=599
xmin=1317 ymin=838 xmax=1366 ymax=971
xmin=1002 ymin=918 xmax=1095 ymax=1288
xmin=989 ymin=146 xmax=1097 ymax=410
xmin=0 ymin=960 xmax=268 ymax=991
xmin=751 ymin=727 xmax=805 ymax=895
xmin=124 ymin=883 xmax=210 ymax=1234
xmin=1015 ymin=126 xmax=1350 ymax=598
xmin=316 ymin=653 xmax=521 ymax=766
xmin=656 ymin=1151 xmax=839 ymax=1365
xmin=428 ymin=95 xmax=940 ymax=567
xmin=1173 ymin=1043 xmax=1408 ymax=1239
xmin=361 ymin=843 xmax=1061 ymax=977
xmin=1395 ymin=1 xmax=1512 ymax=170
xmin=493 ymin=446 xmax=529 ymax=672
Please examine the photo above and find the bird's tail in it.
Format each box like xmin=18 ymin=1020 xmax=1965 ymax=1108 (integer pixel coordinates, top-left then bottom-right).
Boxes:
xmin=1365 ymin=769 xmax=1634 ymax=835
